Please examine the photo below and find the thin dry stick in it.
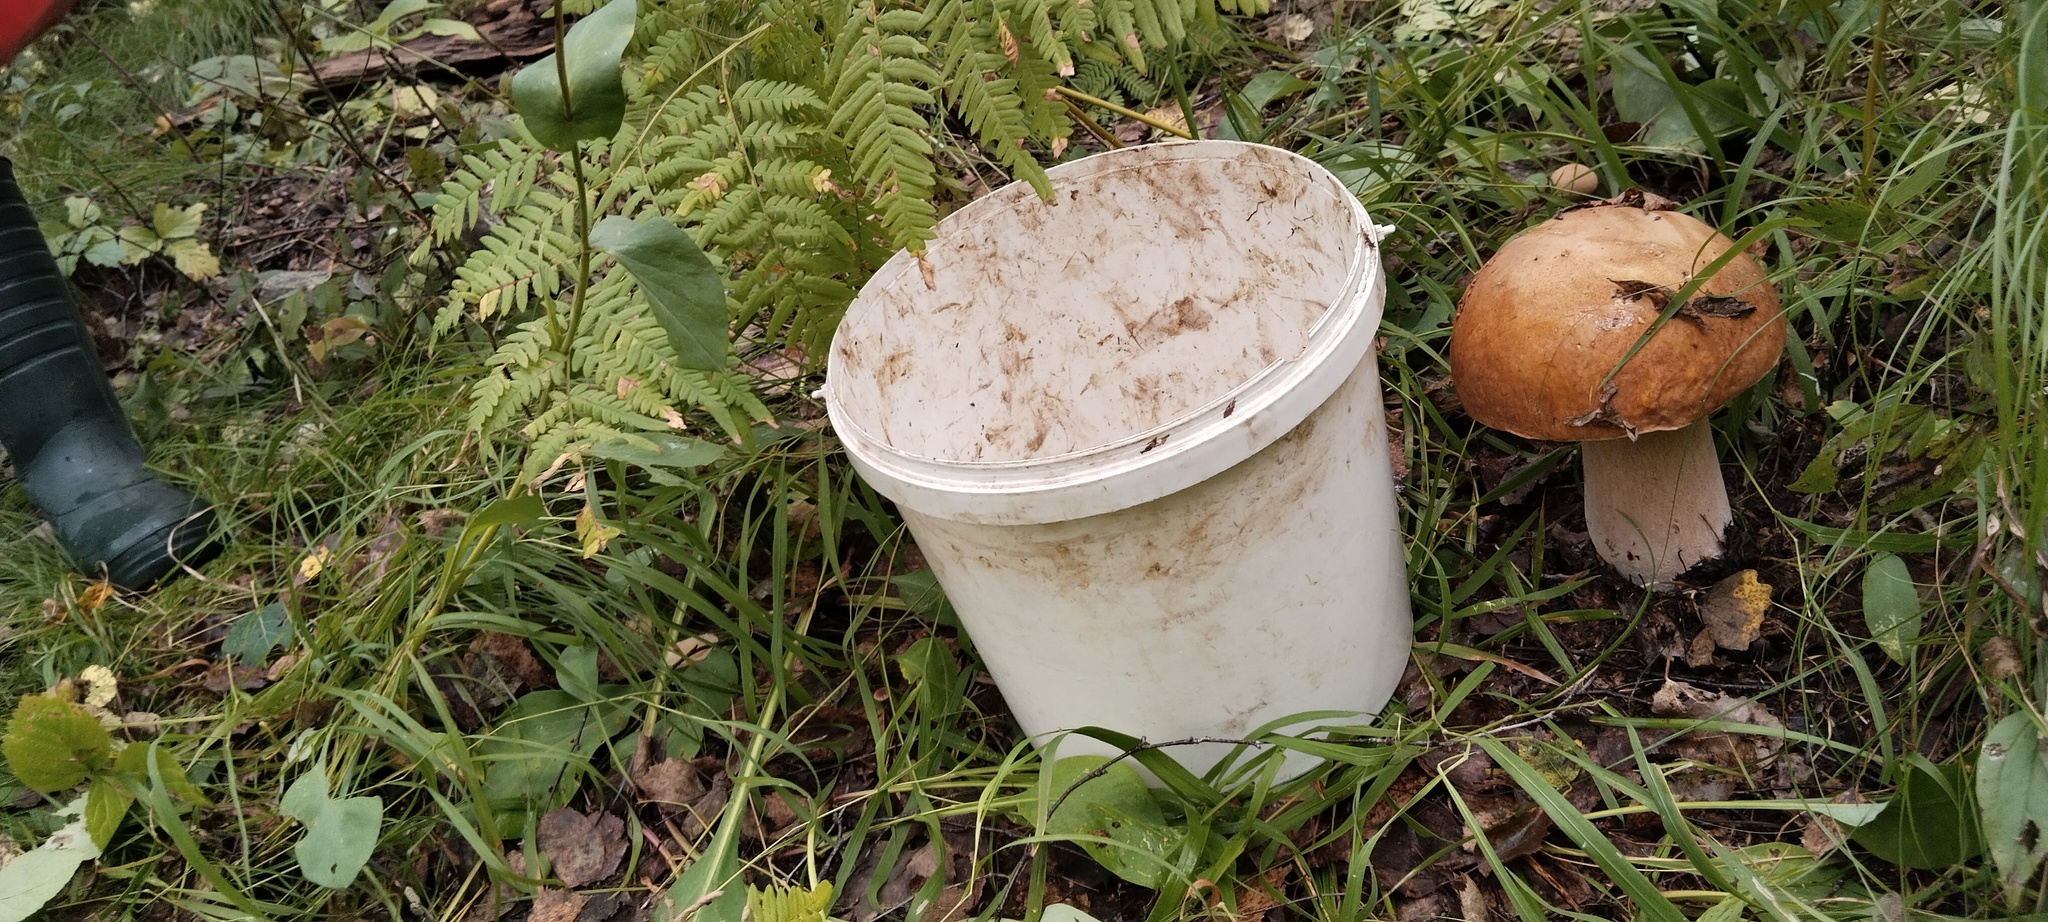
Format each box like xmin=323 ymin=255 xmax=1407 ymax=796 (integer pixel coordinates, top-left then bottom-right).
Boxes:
xmin=1054 ymin=86 xmax=1195 ymax=140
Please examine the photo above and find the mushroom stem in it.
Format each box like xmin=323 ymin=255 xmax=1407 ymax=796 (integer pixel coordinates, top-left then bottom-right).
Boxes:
xmin=1580 ymin=421 xmax=1732 ymax=588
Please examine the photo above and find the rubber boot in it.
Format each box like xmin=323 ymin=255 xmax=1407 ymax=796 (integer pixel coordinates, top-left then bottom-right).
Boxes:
xmin=0 ymin=158 xmax=220 ymax=589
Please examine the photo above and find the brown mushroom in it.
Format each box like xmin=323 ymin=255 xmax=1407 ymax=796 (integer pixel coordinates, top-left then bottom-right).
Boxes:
xmin=1448 ymin=197 xmax=1785 ymax=587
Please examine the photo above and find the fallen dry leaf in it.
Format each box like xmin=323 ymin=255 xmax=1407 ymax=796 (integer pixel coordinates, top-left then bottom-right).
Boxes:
xmin=199 ymin=661 xmax=270 ymax=694
xmin=845 ymin=828 xmax=984 ymax=922
xmin=743 ymin=789 xmax=806 ymax=842
xmin=1234 ymin=867 xmax=1290 ymax=922
xmin=357 ymin=515 xmax=406 ymax=582
xmin=664 ymin=633 xmax=720 ymax=668
xmin=536 ymin=808 xmax=628 ymax=888
xmin=1652 ymin=678 xmax=1784 ymax=730
xmin=528 ymin=888 xmax=589 ymax=922
xmin=1459 ymin=876 xmax=1489 ymax=922
xmin=1984 ymin=634 xmax=2024 ymax=681
xmin=77 ymin=581 xmax=115 ymax=616
xmin=462 ymin=852 xmax=527 ymax=922
xmin=1651 ymin=679 xmax=1787 ymax=769
xmin=470 ymin=632 xmax=550 ymax=692
xmin=630 ymin=748 xmax=729 ymax=839
xmin=1689 ymin=568 xmax=1772 ymax=665
xmin=1800 ymin=793 xmax=1867 ymax=856
xmin=631 ymin=748 xmax=707 ymax=804
xmin=416 ymin=508 xmax=466 ymax=536
xmin=1264 ymin=12 xmax=1314 ymax=42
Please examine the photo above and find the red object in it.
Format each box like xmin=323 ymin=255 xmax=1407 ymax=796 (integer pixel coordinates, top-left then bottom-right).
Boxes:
xmin=1 ymin=0 xmax=74 ymax=65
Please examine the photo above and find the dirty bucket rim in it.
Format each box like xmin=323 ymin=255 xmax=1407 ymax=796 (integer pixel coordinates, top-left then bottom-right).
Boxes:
xmin=831 ymin=271 xmax=1359 ymax=472
xmin=825 ymin=140 xmax=1386 ymax=525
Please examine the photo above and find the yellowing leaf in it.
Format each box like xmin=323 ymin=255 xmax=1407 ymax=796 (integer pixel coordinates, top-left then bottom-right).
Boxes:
xmin=391 ymin=84 xmax=439 ymax=122
xmin=297 ymin=546 xmax=333 ymax=584
xmin=308 ymin=316 xmax=372 ymax=362
xmin=689 ymin=171 xmax=728 ymax=199
xmin=76 ymin=581 xmax=114 ymax=616
xmin=164 ymin=238 xmax=221 ymax=280
xmin=114 ymin=225 xmax=161 ymax=264
xmin=575 ymin=503 xmax=620 ymax=559
xmin=151 ymin=202 xmax=205 ymax=241
xmin=78 ymin=667 xmax=116 ymax=710
xmin=64 ymin=196 xmax=101 ymax=229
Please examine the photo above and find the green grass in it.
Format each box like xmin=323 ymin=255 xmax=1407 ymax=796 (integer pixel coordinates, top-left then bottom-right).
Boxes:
xmin=1 ymin=0 xmax=2046 ymax=919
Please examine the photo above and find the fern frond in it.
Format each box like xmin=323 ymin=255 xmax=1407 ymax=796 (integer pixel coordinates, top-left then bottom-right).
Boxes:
xmin=827 ymin=4 xmax=941 ymax=251
xmin=729 ymin=80 xmax=826 ymax=119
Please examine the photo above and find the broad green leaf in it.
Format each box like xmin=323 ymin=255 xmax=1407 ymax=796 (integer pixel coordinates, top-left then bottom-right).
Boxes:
xmin=278 ymin=765 xmax=384 ymax=887
xmin=1697 ymin=898 xmax=1745 ymax=922
xmin=589 ymin=215 xmax=729 ymax=371
xmin=1852 ymin=760 xmax=1984 ymax=868
xmin=84 ymin=776 xmax=133 ymax=848
xmin=1862 ymin=554 xmax=1921 ymax=663
xmin=2 ymin=694 xmax=113 ymax=794
xmin=294 ymin=795 xmax=383 ymax=888
xmin=2020 ymin=0 xmax=2048 ymax=114
xmin=896 ymin=636 xmax=958 ymax=713
xmin=1802 ymin=801 xmax=1888 ymax=827
xmin=0 ymin=809 xmax=101 ymax=922
xmin=556 ymin=645 xmax=604 ymax=703
xmin=1608 ymin=51 xmax=1742 ymax=151
xmin=421 ymin=17 xmax=481 ymax=41
xmin=1792 ymin=198 xmax=1874 ymax=245
xmin=892 ymin=571 xmax=958 ymax=626
xmin=585 ymin=434 xmax=725 ymax=472
xmin=114 ymin=742 xmax=210 ymax=806
xmin=1239 ymin=71 xmax=1312 ymax=111
xmin=224 ymin=602 xmax=293 ymax=666
xmin=80 ymin=230 xmax=126 ymax=268
xmin=479 ymin=690 xmax=621 ymax=808
xmin=508 ymin=0 xmax=635 ymax=151
xmin=1610 ymin=50 xmax=1676 ymax=124
xmin=1642 ymin=79 xmax=1746 ymax=151
xmin=1040 ymin=755 xmax=1176 ymax=887
xmin=469 ymin=493 xmax=546 ymax=531
xmin=1979 ymin=713 xmax=2048 ymax=904
xmin=654 ymin=824 xmax=744 ymax=922
xmin=371 ymin=0 xmax=439 ymax=28
xmin=280 ymin=764 xmax=332 ymax=823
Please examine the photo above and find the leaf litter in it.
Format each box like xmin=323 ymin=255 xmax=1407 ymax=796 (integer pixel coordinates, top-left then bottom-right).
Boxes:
xmin=536 ymin=807 xmax=628 ymax=888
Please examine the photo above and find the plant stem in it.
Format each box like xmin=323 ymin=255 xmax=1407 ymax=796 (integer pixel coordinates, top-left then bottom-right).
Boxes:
xmin=1860 ymin=0 xmax=1886 ymax=197
xmin=1053 ymin=86 xmax=1194 ymax=139
xmin=559 ymin=144 xmax=595 ymax=361
xmin=553 ymin=0 xmax=575 ymax=122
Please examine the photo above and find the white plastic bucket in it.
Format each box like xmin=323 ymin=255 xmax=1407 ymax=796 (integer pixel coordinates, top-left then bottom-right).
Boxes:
xmin=823 ymin=141 xmax=1412 ymax=778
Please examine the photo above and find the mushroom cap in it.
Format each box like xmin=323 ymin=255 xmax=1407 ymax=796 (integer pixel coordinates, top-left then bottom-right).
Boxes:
xmin=1448 ymin=203 xmax=1785 ymax=442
